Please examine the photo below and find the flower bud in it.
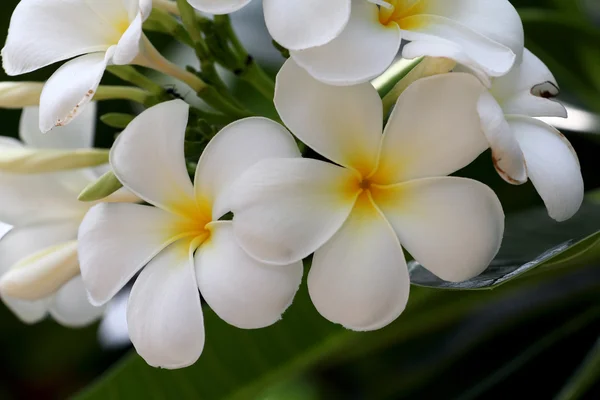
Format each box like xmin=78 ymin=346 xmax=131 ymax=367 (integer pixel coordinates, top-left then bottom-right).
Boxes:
xmin=0 ymin=241 xmax=79 ymax=301
xmin=0 ymin=147 xmax=110 ymax=173
xmin=0 ymin=81 xmax=43 ymax=108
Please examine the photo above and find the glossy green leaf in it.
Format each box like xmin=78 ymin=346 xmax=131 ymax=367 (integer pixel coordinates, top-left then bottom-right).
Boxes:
xmin=76 ymin=276 xmax=538 ymax=400
xmin=555 ymin=336 xmax=600 ymax=400
xmin=409 ymin=202 xmax=600 ymax=290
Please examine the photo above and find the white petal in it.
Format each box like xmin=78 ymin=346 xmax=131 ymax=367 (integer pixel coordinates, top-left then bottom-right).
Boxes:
xmin=128 ymin=240 xmax=204 ymax=369
xmin=20 ymin=103 xmax=96 ymax=150
xmin=186 ymin=0 xmax=251 ymax=14
xmin=275 ymin=59 xmax=382 ymax=176
xmin=98 ymin=289 xmax=131 ymax=349
xmin=39 ymin=51 xmax=111 ymax=133
xmin=309 ymin=192 xmax=409 ymax=331
xmin=2 ymin=296 xmax=49 ymax=324
xmin=78 ymin=203 xmax=193 ymax=306
xmin=0 ymin=241 xmax=79 ymax=301
xmin=195 ymin=117 xmax=300 ymax=219
xmin=112 ymin=11 xmax=143 ymax=65
xmin=508 ymin=116 xmax=584 ymax=222
xmin=0 ymin=171 xmax=86 ymax=226
xmin=401 ymin=0 xmax=523 ymax=77
xmin=195 ymin=222 xmax=303 ymax=329
xmin=264 ymin=0 xmax=351 ymax=51
xmin=231 ymin=158 xmax=359 ymax=265
xmin=0 ymin=222 xmax=79 ymax=278
xmin=1 ymin=0 xmax=126 ymax=75
xmin=371 ymin=73 xmax=488 ymax=184
xmin=372 ymin=177 xmax=504 ymax=282
xmin=477 ymin=91 xmax=527 ymax=184
xmin=0 ymin=222 xmax=78 ymax=318
xmin=493 ymin=49 xmax=567 ymax=118
xmin=49 ymin=275 xmax=105 ymax=328
xmin=290 ymin=0 xmax=401 ymax=86
xmin=110 ymin=100 xmax=197 ymax=216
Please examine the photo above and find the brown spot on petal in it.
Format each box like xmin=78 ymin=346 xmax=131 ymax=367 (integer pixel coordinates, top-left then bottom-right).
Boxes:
xmin=532 ymin=81 xmax=560 ymax=99
xmin=492 ymin=153 xmax=521 ymax=185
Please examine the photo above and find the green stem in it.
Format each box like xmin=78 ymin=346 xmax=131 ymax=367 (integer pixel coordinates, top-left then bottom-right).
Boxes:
xmin=106 ymin=65 xmax=164 ymax=95
xmin=175 ymin=0 xmax=203 ymax=42
xmin=153 ymin=0 xmax=180 ymax=16
xmin=198 ymin=86 xmax=253 ymax=118
xmin=239 ymin=57 xmax=276 ymax=99
xmin=94 ymin=85 xmax=149 ymax=104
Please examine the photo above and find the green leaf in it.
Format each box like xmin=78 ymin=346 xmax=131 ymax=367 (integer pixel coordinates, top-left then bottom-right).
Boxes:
xmin=409 ymin=201 xmax=600 ymax=290
xmin=76 ymin=275 xmax=538 ymax=400
xmin=78 ymin=170 xmax=123 ymax=202
xmin=555 ymin=336 xmax=600 ymax=400
xmin=100 ymin=113 xmax=135 ymax=129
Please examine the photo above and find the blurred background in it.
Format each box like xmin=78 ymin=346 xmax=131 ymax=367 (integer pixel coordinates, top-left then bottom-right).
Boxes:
xmin=0 ymin=0 xmax=599 ymax=399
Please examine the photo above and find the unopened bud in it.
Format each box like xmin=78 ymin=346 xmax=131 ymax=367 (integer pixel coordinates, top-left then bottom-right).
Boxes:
xmin=0 ymin=147 xmax=109 ymax=173
xmin=0 ymin=81 xmax=43 ymax=109
xmin=0 ymin=241 xmax=79 ymax=301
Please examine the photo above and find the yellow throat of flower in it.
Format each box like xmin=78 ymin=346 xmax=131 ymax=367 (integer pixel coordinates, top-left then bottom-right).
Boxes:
xmin=378 ymin=0 xmax=427 ymax=30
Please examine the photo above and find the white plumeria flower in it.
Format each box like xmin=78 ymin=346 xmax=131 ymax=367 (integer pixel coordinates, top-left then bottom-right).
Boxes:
xmin=1 ymin=0 xmax=152 ymax=133
xmin=229 ymin=60 xmax=505 ymax=331
xmin=78 ymin=99 xmax=303 ymax=369
xmin=0 ymin=103 xmax=137 ymax=327
xmin=186 ymin=0 xmax=352 ymax=54
xmin=282 ymin=0 xmax=524 ymax=86
xmin=476 ymin=49 xmax=584 ymax=222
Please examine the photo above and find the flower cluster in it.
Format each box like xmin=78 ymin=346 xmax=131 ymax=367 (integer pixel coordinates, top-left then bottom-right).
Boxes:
xmin=0 ymin=0 xmax=584 ymax=369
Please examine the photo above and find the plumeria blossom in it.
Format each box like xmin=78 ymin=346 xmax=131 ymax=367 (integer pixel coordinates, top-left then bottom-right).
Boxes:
xmin=229 ymin=60 xmax=505 ymax=331
xmin=476 ymin=49 xmax=584 ymax=221
xmin=186 ymin=0 xmax=352 ymax=53
xmin=1 ymin=0 xmax=153 ymax=133
xmin=78 ymin=99 xmax=303 ymax=368
xmin=285 ymin=0 xmax=524 ymax=86
xmin=0 ymin=103 xmax=137 ymax=327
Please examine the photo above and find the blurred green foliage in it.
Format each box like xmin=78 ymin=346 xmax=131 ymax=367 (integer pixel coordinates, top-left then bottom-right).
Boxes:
xmin=0 ymin=0 xmax=599 ymax=399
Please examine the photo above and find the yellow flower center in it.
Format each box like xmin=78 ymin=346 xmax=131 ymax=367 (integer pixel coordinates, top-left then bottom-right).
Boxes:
xmin=378 ymin=0 xmax=427 ymax=30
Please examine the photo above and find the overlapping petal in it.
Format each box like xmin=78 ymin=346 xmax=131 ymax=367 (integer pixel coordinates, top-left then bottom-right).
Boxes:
xmin=186 ymin=0 xmax=252 ymax=14
xmin=128 ymin=239 xmax=204 ymax=369
xmin=110 ymin=100 xmax=197 ymax=216
xmin=477 ymin=91 xmax=527 ymax=184
xmin=493 ymin=49 xmax=567 ymax=118
xmin=195 ymin=222 xmax=303 ymax=329
xmin=2 ymin=296 xmax=49 ymax=325
xmin=291 ymin=0 xmax=401 ymax=86
xmin=1 ymin=0 xmax=125 ymax=75
xmin=231 ymin=158 xmax=359 ymax=265
xmin=264 ymin=0 xmax=351 ymax=51
xmin=402 ymin=0 xmax=523 ymax=77
xmin=275 ymin=59 xmax=382 ymax=176
xmin=39 ymin=51 xmax=112 ymax=133
xmin=78 ymin=203 xmax=193 ymax=306
xmin=308 ymin=193 xmax=410 ymax=331
xmin=371 ymin=177 xmax=504 ymax=282
xmin=49 ymin=276 xmax=105 ymax=328
xmin=194 ymin=117 xmax=299 ymax=219
xmin=371 ymin=73 xmax=488 ymax=184
xmin=508 ymin=116 xmax=583 ymax=222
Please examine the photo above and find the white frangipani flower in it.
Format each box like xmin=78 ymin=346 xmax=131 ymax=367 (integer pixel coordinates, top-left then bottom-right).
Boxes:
xmin=186 ymin=0 xmax=352 ymax=52
xmin=476 ymin=49 xmax=584 ymax=222
xmin=78 ymin=100 xmax=303 ymax=369
xmin=283 ymin=0 xmax=523 ymax=86
xmin=0 ymin=103 xmax=136 ymax=327
xmin=1 ymin=0 xmax=163 ymax=133
xmin=230 ymin=60 xmax=505 ymax=331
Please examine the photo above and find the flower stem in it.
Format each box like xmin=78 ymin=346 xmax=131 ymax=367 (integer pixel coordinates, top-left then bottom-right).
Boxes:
xmin=213 ymin=15 xmax=276 ymax=100
xmin=94 ymin=85 xmax=149 ymax=104
xmin=135 ymin=35 xmax=207 ymax=93
xmin=106 ymin=65 xmax=164 ymax=95
xmin=153 ymin=0 xmax=180 ymax=16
